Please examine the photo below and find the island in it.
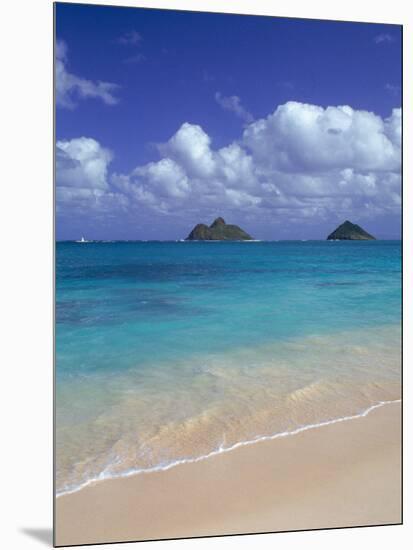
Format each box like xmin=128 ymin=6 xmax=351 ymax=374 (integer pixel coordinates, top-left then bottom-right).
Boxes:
xmin=327 ymin=220 xmax=376 ymax=241
xmin=185 ymin=217 xmax=253 ymax=241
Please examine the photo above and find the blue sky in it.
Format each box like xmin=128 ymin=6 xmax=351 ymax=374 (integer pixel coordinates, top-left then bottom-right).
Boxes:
xmin=56 ymin=3 xmax=402 ymax=240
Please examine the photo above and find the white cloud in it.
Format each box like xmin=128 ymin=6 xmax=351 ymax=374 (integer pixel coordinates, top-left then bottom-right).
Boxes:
xmin=56 ymin=137 xmax=130 ymax=219
xmin=384 ymin=108 xmax=401 ymax=147
xmin=242 ymin=101 xmax=400 ymax=173
xmin=58 ymin=101 xmax=401 ymax=232
xmin=56 ymin=40 xmax=120 ymax=109
xmin=132 ymin=158 xmax=190 ymax=201
xmin=216 ymin=143 xmax=257 ymax=189
xmin=111 ymin=122 xmax=261 ymax=216
xmin=159 ymin=123 xmax=216 ymax=179
xmin=215 ymin=92 xmax=254 ymax=123
xmin=123 ymin=102 xmax=399 ymax=222
xmin=56 ymin=137 xmax=113 ymax=190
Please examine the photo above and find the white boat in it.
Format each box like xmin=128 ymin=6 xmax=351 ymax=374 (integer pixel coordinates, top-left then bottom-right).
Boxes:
xmin=76 ymin=236 xmax=89 ymax=243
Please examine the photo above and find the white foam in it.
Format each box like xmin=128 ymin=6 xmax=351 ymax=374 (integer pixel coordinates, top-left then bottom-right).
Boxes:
xmin=56 ymin=398 xmax=401 ymax=498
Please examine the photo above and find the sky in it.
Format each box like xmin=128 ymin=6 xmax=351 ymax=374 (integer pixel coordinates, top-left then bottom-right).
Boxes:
xmin=55 ymin=3 xmax=402 ymax=240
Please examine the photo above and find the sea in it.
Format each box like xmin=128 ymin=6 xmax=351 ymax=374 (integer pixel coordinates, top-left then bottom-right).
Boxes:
xmin=56 ymin=240 xmax=401 ymax=496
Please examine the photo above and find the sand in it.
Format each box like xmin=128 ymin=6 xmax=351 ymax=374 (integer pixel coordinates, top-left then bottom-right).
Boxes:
xmin=55 ymin=401 xmax=401 ymax=546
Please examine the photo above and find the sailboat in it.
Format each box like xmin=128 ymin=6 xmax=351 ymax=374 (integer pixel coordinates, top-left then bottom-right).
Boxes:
xmin=76 ymin=236 xmax=89 ymax=243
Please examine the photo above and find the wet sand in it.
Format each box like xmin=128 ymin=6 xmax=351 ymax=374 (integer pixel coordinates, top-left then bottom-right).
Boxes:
xmin=55 ymin=401 xmax=401 ymax=546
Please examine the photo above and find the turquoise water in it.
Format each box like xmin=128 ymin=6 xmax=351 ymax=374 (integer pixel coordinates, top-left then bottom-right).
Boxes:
xmin=56 ymin=241 xmax=401 ymax=494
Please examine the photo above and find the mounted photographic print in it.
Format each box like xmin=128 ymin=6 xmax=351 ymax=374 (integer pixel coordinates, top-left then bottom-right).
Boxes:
xmin=54 ymin=2 xmax=402 ymax=546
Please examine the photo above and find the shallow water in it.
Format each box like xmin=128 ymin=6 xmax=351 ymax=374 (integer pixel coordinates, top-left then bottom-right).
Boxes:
xmin=56 ymin=241 xmax=401 ymax=494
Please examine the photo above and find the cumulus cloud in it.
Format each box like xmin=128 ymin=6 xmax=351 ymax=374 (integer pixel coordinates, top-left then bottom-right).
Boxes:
xmin=57 ymin=137 xmax=113 ymax=190
xmin=243 ymin=102 xmax=401 ymax=173
xmin=56 ymin=39 xmax=120 ymax=109
xmin=159 ymin=123 xmax=216 ymax=178
xmin=215 ymin=92 xmax=254 ymax=123
xmin=110 ymin=120 xmax=262 ymax=216
xmin=57 ymin=101 xmax=401 ymax=235
xmin=383 ymin=107 xmax=401 ymax=147
xmin=56 ymin=137 xmax=129 ymax=219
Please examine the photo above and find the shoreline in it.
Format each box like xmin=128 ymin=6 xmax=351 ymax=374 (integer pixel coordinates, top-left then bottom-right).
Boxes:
xmin=56 ymin=398 xmax=400 ymax=498
xmin=55 ymin=400 xmax=401 ymax=546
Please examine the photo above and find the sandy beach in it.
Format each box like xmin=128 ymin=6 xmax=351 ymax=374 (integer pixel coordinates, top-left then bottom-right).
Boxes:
xmin=55 ymin=401 xmax=401 ymax=546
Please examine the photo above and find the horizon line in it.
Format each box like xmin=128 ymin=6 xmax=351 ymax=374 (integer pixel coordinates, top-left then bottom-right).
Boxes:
xmin=56 ymin=238 xmax=402 ymax=242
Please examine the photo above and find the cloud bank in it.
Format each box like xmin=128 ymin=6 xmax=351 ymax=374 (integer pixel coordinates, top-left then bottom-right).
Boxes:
xmin=56 ymin=101 xmax=401 ymax=238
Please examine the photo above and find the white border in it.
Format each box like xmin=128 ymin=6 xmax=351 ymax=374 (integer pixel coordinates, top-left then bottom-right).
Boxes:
xmin=1 ymin=0 xmax=410 ymax=549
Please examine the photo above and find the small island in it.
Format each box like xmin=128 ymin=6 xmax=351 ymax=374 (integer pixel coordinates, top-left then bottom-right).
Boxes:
xmin=327 ymin=220 xmax=376 ymax=241
xmin=186 ymin=217 xmax=253 ymax=241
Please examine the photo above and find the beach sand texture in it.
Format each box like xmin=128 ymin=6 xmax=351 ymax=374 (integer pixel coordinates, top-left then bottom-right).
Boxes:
xmin=55 ymin=401 xmax=401 ymax=546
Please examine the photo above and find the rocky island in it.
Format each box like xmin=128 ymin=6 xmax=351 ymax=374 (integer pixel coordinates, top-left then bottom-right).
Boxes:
xmin=185 ymin=217 xmax=253 ymax=241
xmin=327 ymin=220 xmax=376 ymax=240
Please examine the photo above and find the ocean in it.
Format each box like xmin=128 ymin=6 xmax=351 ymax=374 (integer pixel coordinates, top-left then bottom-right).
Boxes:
xmin=56 ymin=240 xmax=401 ymax=495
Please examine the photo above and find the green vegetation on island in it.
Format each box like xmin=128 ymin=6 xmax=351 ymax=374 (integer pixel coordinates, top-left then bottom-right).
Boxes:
xmin=186 ymin=217 xmax=253 ymax=241
xmin=327 ymin=221 xmax=376 ymax=240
